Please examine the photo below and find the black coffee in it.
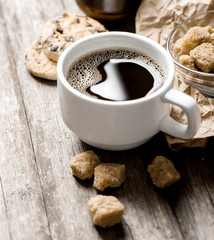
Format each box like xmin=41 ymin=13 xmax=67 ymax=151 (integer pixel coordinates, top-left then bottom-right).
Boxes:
xmin=67 ymin=48 xmax=164 ymax=101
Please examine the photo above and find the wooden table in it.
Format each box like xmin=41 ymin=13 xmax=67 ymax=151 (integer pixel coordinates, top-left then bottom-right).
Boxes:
xmin=1 ymin=0 xmax=214 ymax=239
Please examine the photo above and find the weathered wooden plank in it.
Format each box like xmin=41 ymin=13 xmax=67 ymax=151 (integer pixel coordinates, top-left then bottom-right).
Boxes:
xmin=0 ymin=1 xmax=51 ymax=239
xmin=0 ymin=178 xmax=10 ymax=240
xmin=168 ymin=148 xmax=214 ymax=240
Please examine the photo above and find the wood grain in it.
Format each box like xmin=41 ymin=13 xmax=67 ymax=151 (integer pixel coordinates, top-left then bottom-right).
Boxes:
xmin=0 ymin=1 xmax=51 ymax=239
xmin=0 ymin=0 xmax=214 ymax=239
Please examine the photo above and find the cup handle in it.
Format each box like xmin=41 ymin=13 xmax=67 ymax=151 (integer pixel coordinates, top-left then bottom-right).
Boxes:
xmin=159 ymin=88 xmax=201 ymax=139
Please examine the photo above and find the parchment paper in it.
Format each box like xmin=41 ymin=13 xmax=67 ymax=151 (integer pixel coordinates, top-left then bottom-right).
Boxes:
xmin=135 ymin=0 xmax=214 ymax=150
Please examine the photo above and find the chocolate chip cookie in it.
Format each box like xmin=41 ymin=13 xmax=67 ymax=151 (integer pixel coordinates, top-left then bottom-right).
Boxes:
xmin=42 ymin=12 xmax=108 ymax=62
xmin=24 ymin=37 xmax=57 ymax=80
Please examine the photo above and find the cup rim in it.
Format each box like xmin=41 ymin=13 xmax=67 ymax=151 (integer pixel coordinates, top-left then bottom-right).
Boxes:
xmin=57 ymin=31 xmax=175 ymax=106
xmin=166 ymin=10 xmax=214 ymax=78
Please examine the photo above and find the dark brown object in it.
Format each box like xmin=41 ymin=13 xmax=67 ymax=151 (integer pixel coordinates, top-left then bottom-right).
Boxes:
xmin=147 ymin=156 xmax=181 ymax=189
xmin=75 ymin=0 xmax=141 ymax=20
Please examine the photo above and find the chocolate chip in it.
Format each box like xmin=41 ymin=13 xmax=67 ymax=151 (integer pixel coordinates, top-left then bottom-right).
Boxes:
xmin=63 ymin=36 xmax=73 ymax=42
xmin=76 ymin=18 xmax=80 ymax=23
xmin=37 ymin=39 xmax=42 ymax=45
xmin=51 ymin=46 xmax=58 ymax=52
xmin=56 ymin=26 xmax=63 ymax=34
xmin=86 ymin=22 xmax=92 ymax=27
xmin=37 ymin=50 xmax=42 ymax=54
xmin=51 ymin=19 xmax=59 ymax=23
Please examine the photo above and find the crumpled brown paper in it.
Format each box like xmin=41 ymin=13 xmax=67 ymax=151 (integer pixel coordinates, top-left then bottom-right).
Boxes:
xmin=135 ymin=0 xmax=214 ymax=150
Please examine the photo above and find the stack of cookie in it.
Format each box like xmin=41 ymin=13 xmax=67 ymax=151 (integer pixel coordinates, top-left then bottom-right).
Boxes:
xmin=24 ymin=12 xmax=108 ymax=80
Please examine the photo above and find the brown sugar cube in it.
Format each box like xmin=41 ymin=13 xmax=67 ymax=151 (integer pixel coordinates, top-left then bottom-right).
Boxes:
xmin=88 ymin=195 xmax=124 ymax=228
xmin=173 ymin=38 xmax=188 ymax=57
xmin=190 ymin=43 xmax=214 ymax=73
xmin=69 ymin=150 xmax=100 ymax=180
xmin=147 ymin=156 xmax=181 ymax=189
xmin=93 ymin=163 xmax=125 ymax=191
xmin=182 ymin=26 xmax=212 ymax=52
xmin=211 ymin=33 xmax=214 ymax=45
xmin=179 ymin=54 xmax=197 ymax=70
xmin=173 ymin=26 xmax=212 ymax=57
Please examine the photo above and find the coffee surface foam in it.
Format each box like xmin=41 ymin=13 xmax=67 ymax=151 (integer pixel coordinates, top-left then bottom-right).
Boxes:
xmin=67 ymin=48 xmax=165 ymax=99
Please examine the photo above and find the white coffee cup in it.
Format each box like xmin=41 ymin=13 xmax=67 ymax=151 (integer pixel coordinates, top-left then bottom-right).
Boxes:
xmin=57 ymin=32 xmax=201 ymax=150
